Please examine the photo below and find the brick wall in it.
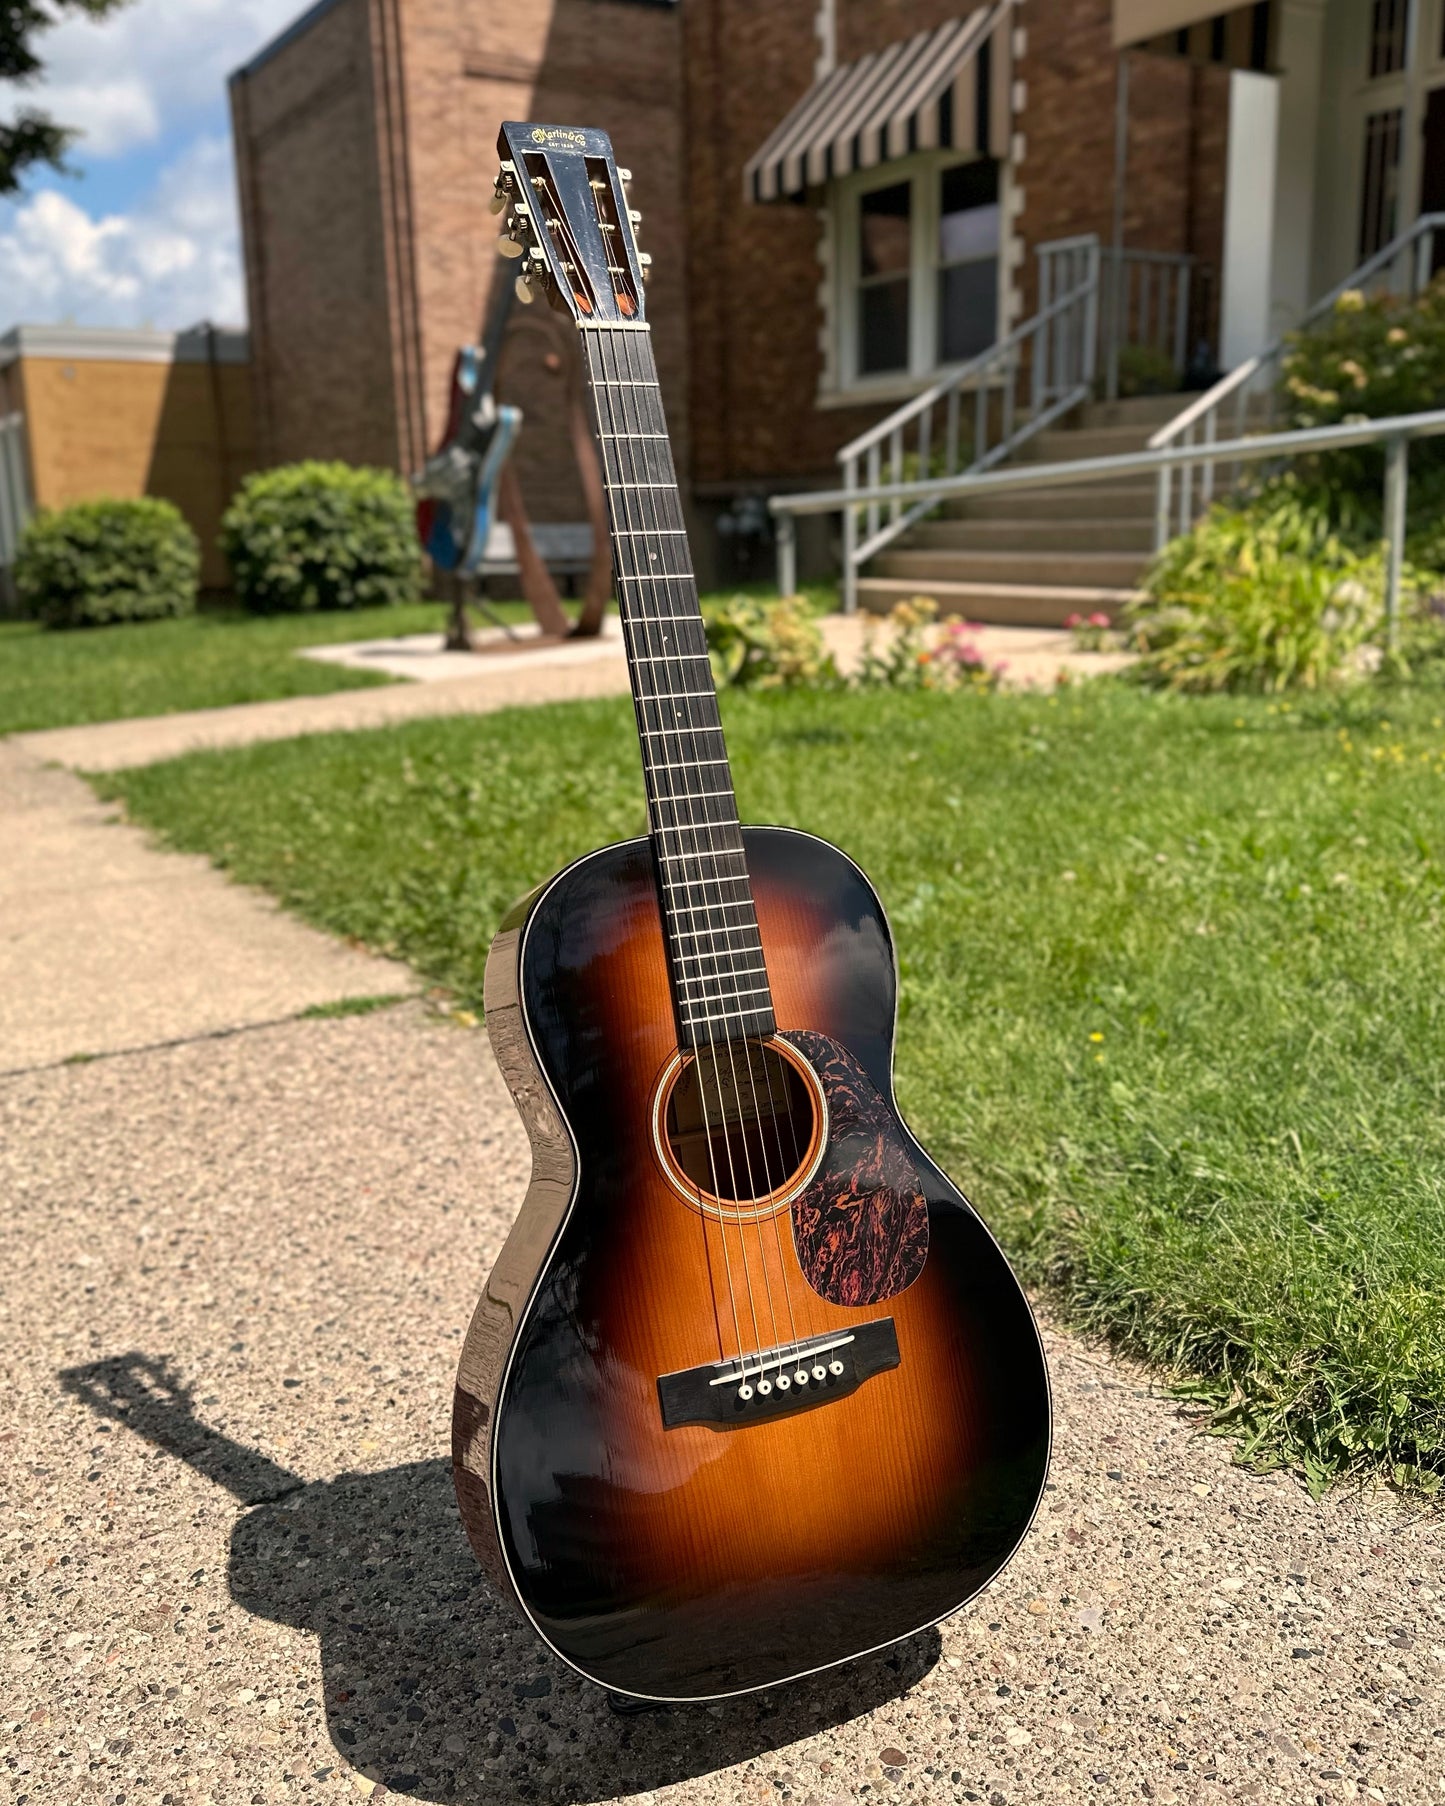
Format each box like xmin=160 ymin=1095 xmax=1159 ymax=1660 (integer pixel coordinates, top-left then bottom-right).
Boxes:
xmin=16 ymin=355 xmax=256 ymax=588
xmin=233 ymin=0 xmax=686 ymax=526
xmin=1015 ymin=0 xmax=1229 ymax=347
xmin=231 ymin=0 xmax=400 ymax=473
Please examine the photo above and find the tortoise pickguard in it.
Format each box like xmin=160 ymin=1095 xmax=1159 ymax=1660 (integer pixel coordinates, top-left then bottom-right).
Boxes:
xmin=781 ymin=1030 xmax=930 ymax=1307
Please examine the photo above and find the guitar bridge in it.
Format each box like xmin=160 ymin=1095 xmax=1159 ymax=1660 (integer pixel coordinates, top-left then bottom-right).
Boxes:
xmin=656 ymin=1318 xmax=899 ymax=1431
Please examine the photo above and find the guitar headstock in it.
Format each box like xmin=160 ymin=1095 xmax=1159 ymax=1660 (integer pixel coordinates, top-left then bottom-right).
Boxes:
xmin=492 ymin=122 xmax=649 ymax=325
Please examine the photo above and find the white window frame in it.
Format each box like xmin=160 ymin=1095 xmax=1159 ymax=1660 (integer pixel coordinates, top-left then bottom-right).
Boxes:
xmin=823 ymin=148 xmax=1008 ymax=408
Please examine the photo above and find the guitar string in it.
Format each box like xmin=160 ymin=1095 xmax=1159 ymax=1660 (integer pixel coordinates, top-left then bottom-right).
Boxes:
xmin=604 ymin=323 xmax=782 ymax=1373
xmin=613 ymin=325 xmax=799 ymax=1377
xmin=589 ymin=324 xmax=771 ymax=1378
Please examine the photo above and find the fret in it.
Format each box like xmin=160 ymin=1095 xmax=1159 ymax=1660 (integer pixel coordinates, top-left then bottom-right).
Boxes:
xmin=655 ymin=829 xmax=746 ymax=850
xmin=592 ymin=378 xmax=661 ymax=388
xmin=631 ymin=653 xmax=710 ymax=666
xmin=675 ymin=959 xmax=769 ymax=982
xmin=658 ymin=871 xmax=752 ymax=895
xmin=646 ymin=756 xmax=730 ymax=772
xmin=664 ymin=898 xmax=758 ymax=919
xmin=639 ymin=724 xmax=726 ymax=740
xmin=670 ymin=923 xmax=760 ymax=942
xmin=678 ymin=1000 xmax=774 ymax=1027
xmin=597 ymin=430 xmax=670 ymax=440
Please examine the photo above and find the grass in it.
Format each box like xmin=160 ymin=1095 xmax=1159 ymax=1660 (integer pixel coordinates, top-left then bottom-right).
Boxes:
xmin=0 ymin=585 xmax=834 ymax=737
xmin=96 ymin=679 xmax=1445 ymax=1493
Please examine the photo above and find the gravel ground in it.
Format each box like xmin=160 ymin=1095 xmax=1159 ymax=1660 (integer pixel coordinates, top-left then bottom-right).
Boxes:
xmin=4 ymin=1003 xmax=1441 ymax=1806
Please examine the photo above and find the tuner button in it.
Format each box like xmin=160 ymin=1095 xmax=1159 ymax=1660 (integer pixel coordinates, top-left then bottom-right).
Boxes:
xmin=514 ymin=274 xmax=537 ymax=305
xmin=794 ymin=1369 xmax=809 ymax=1386
xmin=812 ymin=1364 xmax=827 ymax=1382
xmin=828 ymin=1360 xmax=845 ymax=1377
xmin=756 ymin=1378 xmax=772 ymax=1396
xmin=737 ymin=1383 xmax=753 ymax=1402
xmin=497 ymin=235 xmax=524 ymax=259
xmin=489 ymin=192 xmax=506 ymax=216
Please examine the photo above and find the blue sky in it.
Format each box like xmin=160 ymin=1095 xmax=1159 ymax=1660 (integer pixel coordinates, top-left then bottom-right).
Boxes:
xmin=0 ymin=0 xmax=304 ymax=330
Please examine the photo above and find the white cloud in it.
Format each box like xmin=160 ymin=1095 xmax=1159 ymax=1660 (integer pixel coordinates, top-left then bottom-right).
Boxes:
xmin=0 ymin=134 xmax=246 ymax=328
xmin=0 ymin=0 xmax=302 ymax=159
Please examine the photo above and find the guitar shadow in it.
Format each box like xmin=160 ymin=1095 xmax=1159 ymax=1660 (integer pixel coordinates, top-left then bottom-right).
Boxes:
xmin=59 ymin=1354 xmax=939 ymax=1803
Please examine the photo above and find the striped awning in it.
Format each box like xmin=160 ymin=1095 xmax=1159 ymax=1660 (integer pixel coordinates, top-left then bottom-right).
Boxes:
xmin=744 ymin=5 xmax=1012 ymax=205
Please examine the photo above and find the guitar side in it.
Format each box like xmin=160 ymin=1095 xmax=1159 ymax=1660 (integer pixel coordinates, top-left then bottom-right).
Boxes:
xmin=453 ymin=827 xmax=1051 ymax=1701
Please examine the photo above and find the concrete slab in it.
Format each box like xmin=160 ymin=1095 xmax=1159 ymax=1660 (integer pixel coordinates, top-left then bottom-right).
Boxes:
xmin=0 ymin=743 xmax=414 ymax=1071
xmin=6 ymin=1003 xmax=1438 ymax=1805
xmin=298 ymin=623 xmax=626 ymax=683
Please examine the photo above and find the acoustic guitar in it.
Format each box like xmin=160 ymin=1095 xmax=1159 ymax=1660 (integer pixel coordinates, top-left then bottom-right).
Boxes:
xmin=452 ymin=121 xmax=1051 ymax=1703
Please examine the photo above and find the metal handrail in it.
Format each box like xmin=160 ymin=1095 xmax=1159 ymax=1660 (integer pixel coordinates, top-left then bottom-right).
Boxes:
xmin=1146 ymin=212 xmax=1445 ymax=548
xmin=771 ymin=406 xmax=1445 ymax=646
xmin=830 ymin=234 xmax=1101 ymax=611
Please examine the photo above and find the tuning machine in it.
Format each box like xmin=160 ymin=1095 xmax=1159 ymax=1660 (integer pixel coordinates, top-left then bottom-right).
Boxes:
xmin=497 ymin=199 xmax=534 ymax=259
xmin=489 ymin=159 xmax=517 ymax=216
xmin=514 ymin=250 xmax=549 ymax=305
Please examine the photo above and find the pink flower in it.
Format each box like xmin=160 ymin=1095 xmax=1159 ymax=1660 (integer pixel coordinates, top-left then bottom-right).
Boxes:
xmin=1064 ymin=612 xmax=1083 ymax=630
xmin=1087 ymin=611 xmax=1110 ymax=629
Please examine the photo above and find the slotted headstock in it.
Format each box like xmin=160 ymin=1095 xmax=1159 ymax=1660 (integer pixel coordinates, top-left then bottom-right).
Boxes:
xmin=492 ymin=122 xmax=649 ymax=325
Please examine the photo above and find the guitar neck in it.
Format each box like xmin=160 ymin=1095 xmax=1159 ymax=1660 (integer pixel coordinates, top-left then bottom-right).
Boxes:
xmin=580 ymin=322 xmax=775 ymax=1050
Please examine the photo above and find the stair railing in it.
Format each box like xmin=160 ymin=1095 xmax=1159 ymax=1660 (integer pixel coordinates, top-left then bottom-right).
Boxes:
xmin=823 ymin=234 xmax=1101 ymax=612
xmin=1149 ymin=212 xmax=1445 ymax=550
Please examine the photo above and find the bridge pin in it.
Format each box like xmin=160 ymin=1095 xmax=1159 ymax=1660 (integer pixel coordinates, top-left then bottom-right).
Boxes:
xmin=737 ymin=1384 xmax=753 ymax=1402
xmin=812 ymin=1364 xmax=827 ymax=1382
xmin=794 ymin=1369 xmax=809 ymax=1386
xmin=776 ymin=1374 xmax=791 ymax=1391
xmin=828 ymin=1360 xmax=845 ymax=1377
xmin=757 ymin=1378 xmax=772 ymax=1395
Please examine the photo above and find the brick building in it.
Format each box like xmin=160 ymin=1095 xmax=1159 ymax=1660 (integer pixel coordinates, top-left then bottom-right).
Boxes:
xmin=0 ymin=325 xmax=255 ymax=590
xmin=231 ymin=1 xmax=1441 ymax=589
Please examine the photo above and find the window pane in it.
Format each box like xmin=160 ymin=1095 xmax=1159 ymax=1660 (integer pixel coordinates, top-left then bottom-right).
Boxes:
xmin=938 ymin=259 xmax=997 ymax=363
xmin=860 ymin=275 xmax=910 ymax=374
xmin=859 ymin=181 xmax=911 ymax=279
xmin=1359 ymin=108 xmax=1402 ymax=258
xmin=939 ymin=160 xmax=1000 ymax=263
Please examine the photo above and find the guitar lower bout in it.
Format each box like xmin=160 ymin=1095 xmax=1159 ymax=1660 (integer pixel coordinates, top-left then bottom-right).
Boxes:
xmin=453 ymin=827 xmax=1050 ymax=1701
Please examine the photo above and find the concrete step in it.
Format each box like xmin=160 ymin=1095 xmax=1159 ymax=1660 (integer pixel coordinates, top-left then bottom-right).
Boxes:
xmin=1074 ymin=392 xmax=1203 ymax=430
xmin=1015 ymin=422 xmax=1159 ymax=464
xmin=872 ymin=548 xmax=1148 ymax=588
xmin=857 ymin=575 xmax=1139 ymax=627
xmin=905 ymin=517 xmax=1156 ymax=553
xmin=939 ymin=481 xmax=1158 ymax=521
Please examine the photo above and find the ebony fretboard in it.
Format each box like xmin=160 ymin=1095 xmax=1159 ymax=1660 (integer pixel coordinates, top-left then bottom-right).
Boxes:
xmin=581 ymin=322 xmax=775 ymax=1051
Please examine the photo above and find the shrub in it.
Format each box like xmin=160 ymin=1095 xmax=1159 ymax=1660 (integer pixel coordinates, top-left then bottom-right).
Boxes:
xmin=222 ymin=461 xmax=421 ymax=614
xmin=1279 ymin=279 xmax=1445 ymax=506
xmin=702 ymin=593 xmax=840 ymax=690
xmin=1128 ymin=484 xmax=1394 ymax=692
xmin=15 ymin=497 xmax=199 ymax=629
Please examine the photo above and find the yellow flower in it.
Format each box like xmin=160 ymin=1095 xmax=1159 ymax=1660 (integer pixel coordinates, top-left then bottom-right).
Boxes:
xmin=1089 ymin=1031 xmax=1105 ymax=1043
xmin=1336 ymin=289 xmax=1365 ymax=312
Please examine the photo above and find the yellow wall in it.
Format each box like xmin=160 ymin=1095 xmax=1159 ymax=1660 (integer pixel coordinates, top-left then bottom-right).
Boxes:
xmin=18 ymin=355 xmax=256 ymax=588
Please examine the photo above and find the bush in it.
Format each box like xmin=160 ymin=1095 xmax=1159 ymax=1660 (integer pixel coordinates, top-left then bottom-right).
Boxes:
xmin=855 ymin=597 xmax=1003 ymax=691
xmin=1128 ymin=484 xmax=1394 ymax=692
xmin=15 ymin=497 xmax=199 ymax=629
xmin=222 ymin=462 xmax=421 ymax=614
xmin=1279 ymin=279 xmax=1445 ymax=507
xmin=702 ymin=593 xmax=840 ymax=690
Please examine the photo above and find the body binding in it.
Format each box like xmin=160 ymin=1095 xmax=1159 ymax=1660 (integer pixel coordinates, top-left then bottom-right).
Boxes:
xmin=454 ymin=826 xmax=1050 ymax=1700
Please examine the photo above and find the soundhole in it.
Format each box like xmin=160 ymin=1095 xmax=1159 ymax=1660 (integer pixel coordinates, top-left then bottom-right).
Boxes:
xmin=657 ymin=1038 xmax=824 ymax=1215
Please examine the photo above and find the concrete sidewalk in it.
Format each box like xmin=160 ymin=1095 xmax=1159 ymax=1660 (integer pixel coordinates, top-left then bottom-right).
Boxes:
xmin=12 ymin=618 xmax=1130 ymax=775
xmin=5 ymin=1001 xmax=1439 ymax=1806
xmin=0 ymin=741 xmax=414 ymax=1070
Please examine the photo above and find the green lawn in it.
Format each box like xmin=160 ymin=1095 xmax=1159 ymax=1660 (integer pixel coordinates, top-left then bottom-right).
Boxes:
xmin=0 ymin=601 xmax=475 ymax=735
xmin=98 ymin=680 xmax=1445 ymax=1491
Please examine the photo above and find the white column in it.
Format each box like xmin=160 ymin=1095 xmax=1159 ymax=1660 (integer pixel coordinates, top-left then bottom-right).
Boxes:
xmin=1220 ymin=69 xmax=1280 ymax=369
xmin=1268 ymin=0 xmax=1326 ymax=335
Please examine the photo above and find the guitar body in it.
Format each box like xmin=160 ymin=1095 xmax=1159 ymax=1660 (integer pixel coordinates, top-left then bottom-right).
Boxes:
xmin=454 ymin=827 xmax=1050 ymax=1701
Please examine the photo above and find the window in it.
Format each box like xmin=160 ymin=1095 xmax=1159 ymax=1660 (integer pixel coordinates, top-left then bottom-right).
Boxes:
xmin=937 ymin=161 xmax=1000 ymax=363
xmin=857 ymin=181 xmax=912 ymax=376
xmin=840 ymin=156 xmax=1002 ymax=393
xmin=1369 ymin=0 xmax=1407 ymax=79
xmin=1359 ymin=107 xmax=1402 ymax=258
